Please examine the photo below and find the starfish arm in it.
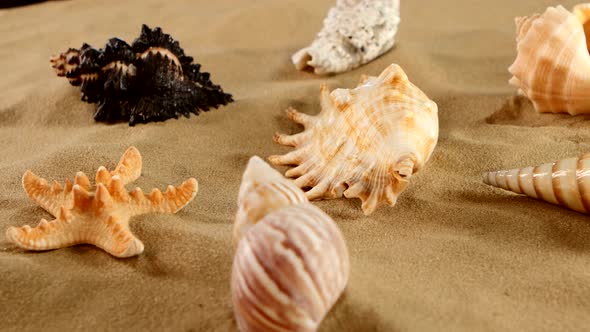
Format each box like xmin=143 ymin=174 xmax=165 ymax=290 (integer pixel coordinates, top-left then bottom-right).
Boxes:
xmin=129 ymin=178 xmax=198 ymax=215
xmin=112 ymin=146 xmax=142 ymax=185
xmin=22 ymin=170 xmax=75 ymax=217
xmin=5 ymin=208 xmax=77 ymax=251
xmin=91 ymin=216 xmax=144 ymax=258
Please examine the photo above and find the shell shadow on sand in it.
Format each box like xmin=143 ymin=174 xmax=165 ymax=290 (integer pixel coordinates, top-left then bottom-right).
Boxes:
xmin=486 ymin=95 xmax=590 ymax=128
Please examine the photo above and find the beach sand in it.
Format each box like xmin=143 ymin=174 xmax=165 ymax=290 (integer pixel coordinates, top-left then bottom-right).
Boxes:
xmin=1 ymin=0 xmax=590 ymax=330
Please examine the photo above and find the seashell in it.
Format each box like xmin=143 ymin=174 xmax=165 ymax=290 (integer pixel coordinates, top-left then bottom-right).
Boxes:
xmin=292 ymin=0 xmax=400 ymax=75
xmin=5 ymin=147 xmax=198 ymax=257
xmin=508 ymin=5 xmax=590 ymax=115
xmin=232 ymin=156 xmax=349 ymax=332
xmin=269 ymin=64 xmax=439 ymax=215
xmin=482 ymin=153 xmax=590 ymax=214
xmin=50 ymin=24 xmax=233 ymax=126
xmin=573 ymin=3 xmax=590 ymax=51
xmin=234 ymin=155 xmax=308 ymax=246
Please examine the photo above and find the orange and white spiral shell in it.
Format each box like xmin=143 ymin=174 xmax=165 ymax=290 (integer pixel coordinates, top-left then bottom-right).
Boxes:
xmin=509 ymin=4 xmax=590 ymax=115
xmin=482 ymin=153 xmax=590 ymax=214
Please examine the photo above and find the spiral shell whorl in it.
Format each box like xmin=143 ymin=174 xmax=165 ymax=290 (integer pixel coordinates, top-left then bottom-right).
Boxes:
xmin=234 ymin=156 xmax=308 ymax=245
xmin=483 ymin=153 xmax=590 ymax=214
xmin=232 ymin=204 xmax=349 ymax=332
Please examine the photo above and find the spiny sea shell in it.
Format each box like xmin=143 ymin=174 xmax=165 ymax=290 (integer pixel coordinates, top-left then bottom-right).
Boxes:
xmin=509 ymin=4 xmax=590 ymax=115
xmin=482 ymin=153 xmax=590 ymax=214
xmin=269 ymin=64 xmax=439 ymax=215
xmin=232 ymin=156 xmax=349 ymax=332
xmin=292 ymin=0 xmax=400 ymax=75
xmin=50 ymin=24 xmax=233 ymax=125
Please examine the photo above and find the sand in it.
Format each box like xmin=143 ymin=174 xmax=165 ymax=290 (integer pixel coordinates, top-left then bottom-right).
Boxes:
xmin=1 ymin=0 xmax=590 ymax=330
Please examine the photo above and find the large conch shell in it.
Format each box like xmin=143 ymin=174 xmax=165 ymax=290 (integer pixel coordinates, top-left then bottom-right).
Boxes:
xmin=509 ymin=4 xmax=590 ymax=115
xmin=269 ymin=64 xmax=439 ymax=215
xmin=292 ymin=0 xmax=400 ymax=75
xmin=231 ymin=156 xmax=349 ymax=332
xmin=482 ymin=153 xmax=590 ymax=214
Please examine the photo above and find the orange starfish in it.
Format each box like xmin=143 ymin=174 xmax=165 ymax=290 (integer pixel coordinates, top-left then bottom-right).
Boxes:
xmin=5 ymin=147 xmax=198 ymax=258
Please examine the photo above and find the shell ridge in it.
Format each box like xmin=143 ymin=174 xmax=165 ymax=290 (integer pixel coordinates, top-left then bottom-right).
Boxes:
xmin=551 ymin=159 xmax=571 ymax=209
xmin=288 ymin=205 xmax=345 ymax=309
xmin=233 ymin=243 xmax=296 ymax=331
xmin=246 ymin=224 xmax=320 ymax=326
xmin=266 ymin=209 xmax=330 ymax=313
xmin=534 ymin=14 xmax=575 ymax=109
xmin=303 ymin=204 xmax=349 ymax=279
xmin=577 ymin=157 xmax=590 ymax=213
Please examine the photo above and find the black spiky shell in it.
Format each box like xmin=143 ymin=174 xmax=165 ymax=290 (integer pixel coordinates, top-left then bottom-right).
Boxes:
xmin=50 ymin=24 xmax=233 ymax=126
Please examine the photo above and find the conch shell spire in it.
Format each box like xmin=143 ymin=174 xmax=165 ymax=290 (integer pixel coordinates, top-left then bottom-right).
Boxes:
xmin=482 ymin=153 xmax=590 ymax=214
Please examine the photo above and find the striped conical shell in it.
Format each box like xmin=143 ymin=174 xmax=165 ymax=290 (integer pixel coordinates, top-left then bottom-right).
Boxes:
xmin=482 ymin=153 xmax=590 ymax=214
xmin=508 ymin=5 xmax=590 ymax=115
xmin=232 ymin=156 xmax=349 ymax=332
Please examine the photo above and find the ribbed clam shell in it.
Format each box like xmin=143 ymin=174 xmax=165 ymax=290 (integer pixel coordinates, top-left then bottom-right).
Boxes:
xmin=292 ymin=0 xmax=400 ymax=75
xmin=508 ymin=5 xmax=590 ymax=115
xmin=482 ymin=153 xmax=590 ymax=214
xmin=269 ymin=64 xmax=439 ymax=215
xmin=232 ymin=156 xmax=349 ymax=332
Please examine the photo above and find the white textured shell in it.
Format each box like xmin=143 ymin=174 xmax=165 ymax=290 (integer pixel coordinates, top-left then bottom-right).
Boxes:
xmin=292 ymin=0 xmax=400 ymax=75
xmin=269 ymin=64 xmax=439 ymax=215
xmin=232 ymin=156 xmax=349 ymax=332
xmin=509 ymin=4 xmax=590 ymax=115
xmin=483 ymin=153 xmax=590 ymax=214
